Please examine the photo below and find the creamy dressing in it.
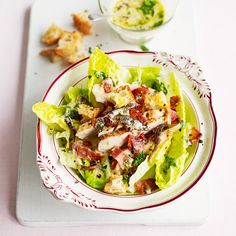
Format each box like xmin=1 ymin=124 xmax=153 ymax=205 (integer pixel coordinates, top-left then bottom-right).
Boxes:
xmin=112 ymin=0 xmax=165 ymax=30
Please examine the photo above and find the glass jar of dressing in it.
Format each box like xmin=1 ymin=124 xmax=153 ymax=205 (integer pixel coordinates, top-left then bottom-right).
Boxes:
xmin=98 ymin=0 xmax=179 ymax=44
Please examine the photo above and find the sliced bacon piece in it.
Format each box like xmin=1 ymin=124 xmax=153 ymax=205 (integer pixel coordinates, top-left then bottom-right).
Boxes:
xmin=80 ymin=165 xmax=97 ymax=171
xmin=132 ymin=86 xmax=149 ymax=104
xmin=170 ymin=109 xmax=179 ymax=124
xmin=103 ymin=81 xmax=113 ymax=93
xmin=170 ymin=96 xmax=180 ymax=110
xmin=127 ymin=133 xmax=145 ymax=154
xmin=73 ymin=145 xmax=103 ymax=162
xmin=111 ymin=159 xmax=118 ymax=170
xmin=104 ymin=116 xmax=113 ymax=127
xmin=110 ymin=147 xmax=123 ymax=158
xmin=130 ymin=108 xmax=147 ymax=124
xmin=82 ymin=140 xmax=92 ymax=147
xmin=100 ymin=102 xmax=114 ymax=116
xmin=110 ymin=148 xmax=131 ymax=170
xmin=72 ymin=140 xmax=92 ymax=149
xmin=189 ymin=127 xmax=202 ymax=143
xmin=135 ymin=179 xmax=158 ymax=195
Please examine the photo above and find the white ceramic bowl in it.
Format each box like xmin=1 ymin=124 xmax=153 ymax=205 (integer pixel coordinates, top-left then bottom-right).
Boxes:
xmin=36 ymin=50 xmax=217 ymax=212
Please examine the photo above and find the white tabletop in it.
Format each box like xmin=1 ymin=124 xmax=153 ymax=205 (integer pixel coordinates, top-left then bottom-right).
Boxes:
xmin=0 ymin=0 xmax=236 ymax=235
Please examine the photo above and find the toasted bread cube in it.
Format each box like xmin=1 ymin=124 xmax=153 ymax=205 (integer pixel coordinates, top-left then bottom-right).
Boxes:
xmin=108 ymin=85 xmax=135 ymax=108
xmin=72 ymin=12 xmax=92 ymax=35
xmin=40 ymin=48 xmax=61 ymax=63
xmin=65 ymin=53 xmax=86 ymax=65
xmin=144 ymin=91 xmax=168 ymax=110
xmin=55 ymin=31 xmax=82 ymax=58
xmin=104 ymin=174 xmax=128 ymax=194
xmin=41 ymin=23 xmax=63 ymax=45
xmin=78 ymin=104 xmax=101 ymax=120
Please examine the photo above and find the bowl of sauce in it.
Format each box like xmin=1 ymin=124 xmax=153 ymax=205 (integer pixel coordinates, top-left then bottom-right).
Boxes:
xmin=98 ymin=0 xmax=179 ymax=44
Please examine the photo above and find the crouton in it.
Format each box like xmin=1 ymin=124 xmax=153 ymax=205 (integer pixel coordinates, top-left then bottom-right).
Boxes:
xmin=144 ymin=91 xmax=168 ymax=110
xmin=78 ymin=104 xmax=101 ymax=120
xmin=72 ymin=12 xmax=92 ymax=35
xmin=55 ymin=31 xmax=83 ymax=58
xmin=40 ymin=48 xmax=62 ymax=63
xmin=41 ymin=23 xmax=63 ymax=45
xmin=104 ymin=174 xmax=128 ymax=194
xmin=108 ymin=85 xmax=135 ymax=108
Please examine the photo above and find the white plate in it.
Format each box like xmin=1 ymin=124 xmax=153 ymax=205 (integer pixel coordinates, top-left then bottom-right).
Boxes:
xmin=37 ymin=50 xmax=217 ymax=212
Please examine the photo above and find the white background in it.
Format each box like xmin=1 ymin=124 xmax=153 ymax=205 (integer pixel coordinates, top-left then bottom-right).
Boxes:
xmin=0 ymin=0 xmax=236 ymax=235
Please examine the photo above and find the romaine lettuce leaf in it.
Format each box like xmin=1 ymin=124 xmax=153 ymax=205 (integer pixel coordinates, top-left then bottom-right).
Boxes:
xmin=63 ymin=86 xmax=89 ymax=107
xmin=79 ymin=158 xmax=111 ymax=190
xmin=63 ymin=87 xmax=81 ymax=106
xmin=128 ymin=66 xmax=161 ymax=86
xmin=59 ymin=151 xmax=77 ymax=169
xmin=56 ymin=130 xmax=71 ymax=150
xmin=87 ymin=48 xmax=122 ymax=103
xmin=32 ymin=102 xmax=68 ymax=132
xmin=129 ymin=133 xmax=172 ymax=187
xmin=168 ymin=72 xmax=185 ymax=120
xmin=155 ymin=72 xmax=188 ymax=189
xmin=155 ymin=129 xmax=188 ymax=189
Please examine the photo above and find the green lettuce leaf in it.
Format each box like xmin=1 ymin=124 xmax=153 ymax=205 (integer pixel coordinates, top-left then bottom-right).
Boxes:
xmin=87 ymin=48 xmax=122 ymax=103
xmin=167 ymin=72 xmax=185 ymax=120
xmin=32 ymin=102 xmax=68 ymax=132
xmin=56 ymin=130 xmax=71 ymax=150
xmin=129 ymin=133 xmax=172 ymax=187
xmin=63 ymin=86 xmax=89 ymax=107
xmin=59 ymin=151 xmax=77 ymax=169
xmin=128 ymin=66 xmax=161 ymax=86
xmin=155 ymin=72 xmax=188 ymax=189
xmin=155 ymin=129 xmax=188 ymax=189
xmin=79 ymin=158 xmax=111 ymax=190
xmin=63 ymin=87 xmax=81 ymax=106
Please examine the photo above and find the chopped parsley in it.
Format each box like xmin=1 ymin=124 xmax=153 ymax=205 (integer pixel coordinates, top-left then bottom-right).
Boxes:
xmin=122 ymin=173 xmax=129 ymax=184
xmin=65 ymin=108 xmax=79 ymax=120
xmin=140 ymin=0 xmax=156 ymax=15
xmin=153 ymin=20 xmax=163 ymax=28
xmin=158 ymin=10 xmax=164 ymax=18
xmin=80 ymin=88 xmax=89 ymax=101
xmin=96 ymin=123 xmax=104 ymax=132
xmin=94 ymin=71 xmax=107 ymax=80
xmin=140 ymin=44 xmax=150 ymax=52
xmin=151 ymin=80 xmax=168 ymax=95
xmin=132 ymin=152 xmax=147 ymax=167
xmin=88 ymin=47 xmax=93 ymax=54
xmin=162 ymin=156 xmax=176 ymax=174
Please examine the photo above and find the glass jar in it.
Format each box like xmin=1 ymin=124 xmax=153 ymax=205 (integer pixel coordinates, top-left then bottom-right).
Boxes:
xmin=98 ymin=0 xmax=180 ymax=44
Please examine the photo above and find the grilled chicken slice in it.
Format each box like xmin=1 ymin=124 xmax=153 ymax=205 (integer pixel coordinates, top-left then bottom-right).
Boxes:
xmin=97 ymin=109 xmax=169 ymax=152
xmin=76 ymin=121 xmax=96 ymax=139
xmin=98 ymin=129 xmax=131 ymax=152
xmin=144 ymin=109 xmax=168 ymax=132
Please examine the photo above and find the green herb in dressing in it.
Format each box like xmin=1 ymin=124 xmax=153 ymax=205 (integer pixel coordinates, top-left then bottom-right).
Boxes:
xmin=112 ymin=0 xmax=165 ymax=30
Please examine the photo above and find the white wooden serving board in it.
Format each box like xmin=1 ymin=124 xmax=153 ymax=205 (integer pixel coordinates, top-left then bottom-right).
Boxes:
xmin=16 ymin=0 xmax=209 ymax=226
